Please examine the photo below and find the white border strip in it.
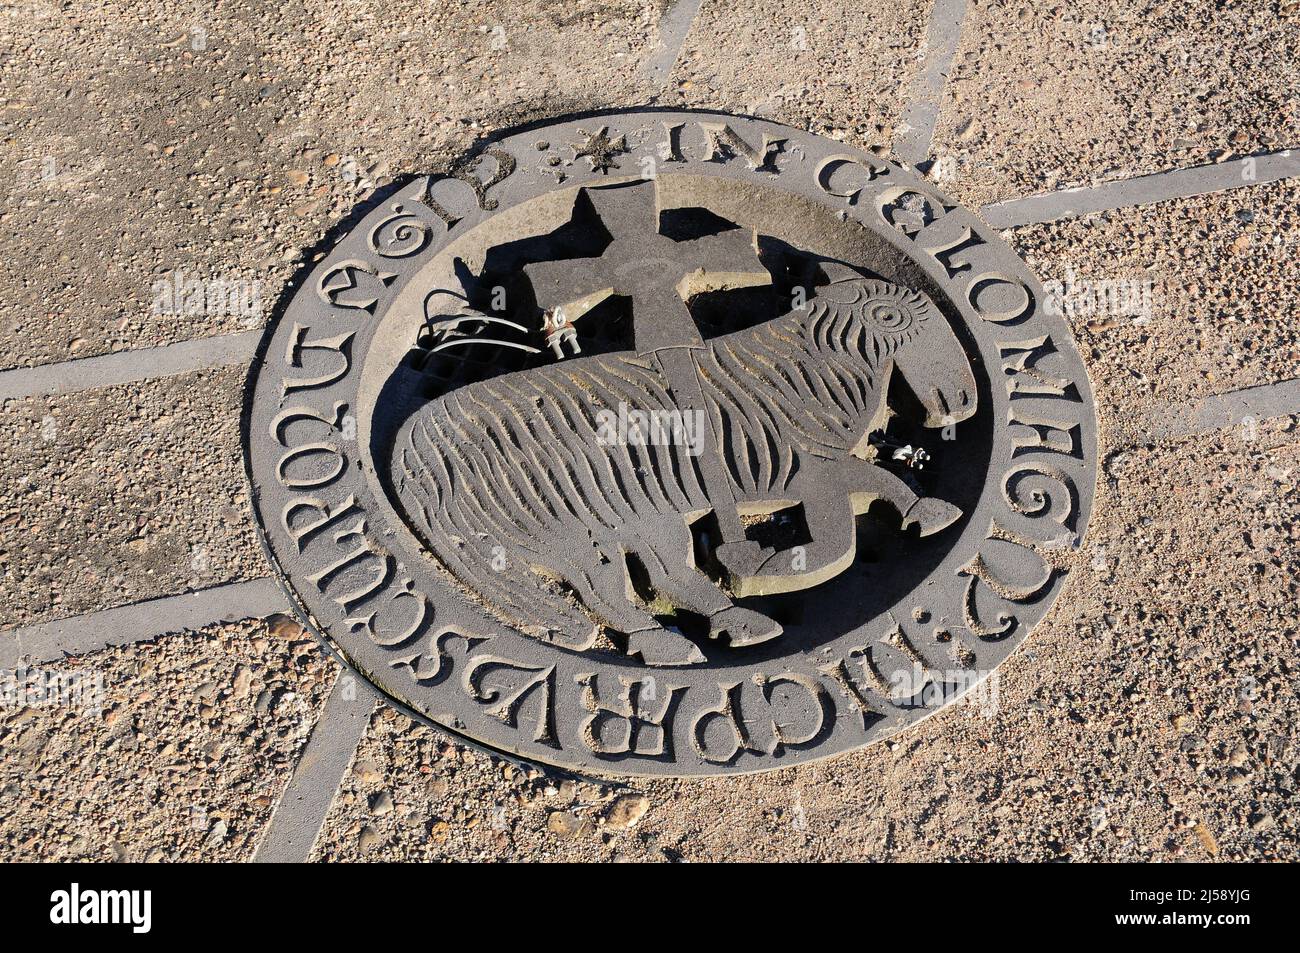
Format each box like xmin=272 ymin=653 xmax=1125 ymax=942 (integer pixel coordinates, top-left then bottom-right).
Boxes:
xmin=642 ymin=0 xmax=704 ymax=88
xmin=1138 ymin=378 xmax=1300 ymax=444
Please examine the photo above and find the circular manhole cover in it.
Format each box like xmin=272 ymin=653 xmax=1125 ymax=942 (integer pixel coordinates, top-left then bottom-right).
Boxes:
xmin=245 ymin=110 xmax=1098 ymax=776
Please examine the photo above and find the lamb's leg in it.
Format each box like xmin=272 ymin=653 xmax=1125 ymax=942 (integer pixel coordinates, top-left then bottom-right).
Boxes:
xmin=638 ymin=525 xmax=783 ymax=648
xmin=730 ymin=484 xmax=859 ymax=598
xmin=852 ymin=463 xmax=961 ymax=536
xmin=568 ymin=556 xmax=657 ymax=630
xmin=730 ymin=461 xmax=961 ymax=597
xmin=574 ymin=552 xmax=708 ymax=667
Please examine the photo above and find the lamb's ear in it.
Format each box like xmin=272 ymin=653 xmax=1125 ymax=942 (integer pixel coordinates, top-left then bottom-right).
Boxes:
xmin=811 ymin=260 xmax=878 ymax=306
xmin=818 ymin=260 xmax=871 ymax=285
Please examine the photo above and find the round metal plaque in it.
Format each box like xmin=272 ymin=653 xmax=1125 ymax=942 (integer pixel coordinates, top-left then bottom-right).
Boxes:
xmin=244 ymin=110 xmax=1098 ymax=776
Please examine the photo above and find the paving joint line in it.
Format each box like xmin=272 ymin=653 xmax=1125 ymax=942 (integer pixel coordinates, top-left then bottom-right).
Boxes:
xmin=642 ymin=0 xmax=703 ymax=89
xmin=1131 ymin=377 xmax=1300 ymax=446
xmin=252 ymin=669 xmax=378 ymax=863
xmin=982 ymin=148 xmax=1300 ymax=229
xmin=0 ymin=329 xmax=262 ymax=401
xmin=0 ymin=577 xmax=289 ymax=668
xmin=894 ymin=0 xmax=969 ymax=169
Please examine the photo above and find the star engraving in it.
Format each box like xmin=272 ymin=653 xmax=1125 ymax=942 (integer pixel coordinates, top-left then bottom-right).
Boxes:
xmin=571 ymin=126 xmax=627 ymax=174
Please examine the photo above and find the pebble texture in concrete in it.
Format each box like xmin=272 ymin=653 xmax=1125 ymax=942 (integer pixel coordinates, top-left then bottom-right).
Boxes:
xmin=930 ymin=0 xmax=1300 ymax=208
xmin=671 ymin=0 xmax=928 ymax=150
xmin=0 ymin=618 xmax=332 ymax=862
xmin=1009 ymin=179 xmax=1300 ymax=446
xmin=0 ymin=365 xmax=262 ymax=627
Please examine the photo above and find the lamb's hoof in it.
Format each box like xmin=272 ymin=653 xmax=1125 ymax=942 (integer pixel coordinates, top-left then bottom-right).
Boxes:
xmin=709 ymin=606 xmax=783 ymax=647
xmin=902 ymin=496 xmax=963 ymax=536
xmin=714 ymin=540 xmax=772 ymax=579
xmin=625 ymin=629 xmax=706 ymax=667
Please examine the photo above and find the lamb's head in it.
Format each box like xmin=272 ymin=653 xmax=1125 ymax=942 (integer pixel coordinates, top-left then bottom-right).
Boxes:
xmin=815 ymin=274 xmax=977 ymax=427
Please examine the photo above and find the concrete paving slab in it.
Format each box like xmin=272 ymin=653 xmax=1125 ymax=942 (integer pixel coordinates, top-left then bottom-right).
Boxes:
xmin=0 ymin=617 xmax=332 ymax=862
xmin=1008 ymin=178 xmax=1300 ymax=447
xmin=1 ymin=8 xmax=292 ymax=369
xmin=929 ymin=0 xmax=1300 ymax=209
xmin=671 ymin=0 xmax=929 ymax=151
xmin=0 ymin=365 xmax=262 ymax=627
